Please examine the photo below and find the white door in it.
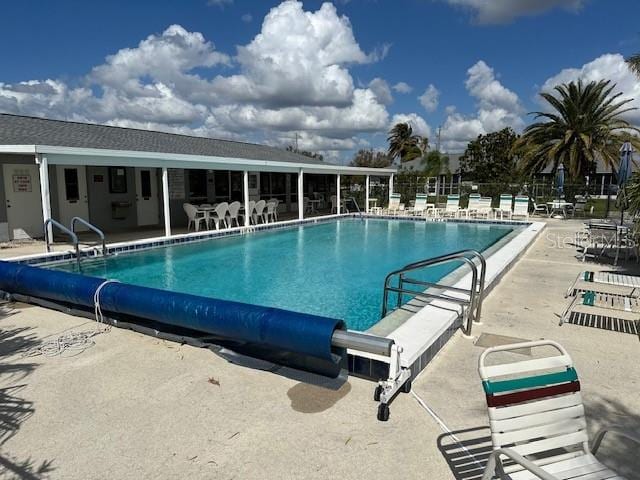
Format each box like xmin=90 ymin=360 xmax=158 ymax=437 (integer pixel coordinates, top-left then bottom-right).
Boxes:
xmin=135 ymin=168 xmax=159 ymax=226
xmin=56 ymin=166 xmax=89 ymax=230
xmin=3 ymin=164 xmax=44 ymax=239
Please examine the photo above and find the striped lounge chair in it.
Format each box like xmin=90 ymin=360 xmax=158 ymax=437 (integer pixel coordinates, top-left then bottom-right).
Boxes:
xmin=512 ymin=196 xmax=530 ymax=220
xmin=479 ymin=340 xmax=640 ymax=479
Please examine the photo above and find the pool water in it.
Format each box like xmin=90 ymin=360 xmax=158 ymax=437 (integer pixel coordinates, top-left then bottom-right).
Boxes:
xmin=52 ymin=219 xmax=517 ymax=331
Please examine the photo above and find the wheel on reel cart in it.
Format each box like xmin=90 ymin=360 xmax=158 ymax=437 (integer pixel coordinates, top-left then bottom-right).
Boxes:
xmin=373 ymin=385 xmax=383 ymax=402
xmin=377 ymin=403 xmax=390 ymax=421
xmin=402 ymin=379 xmax=412 ymax=394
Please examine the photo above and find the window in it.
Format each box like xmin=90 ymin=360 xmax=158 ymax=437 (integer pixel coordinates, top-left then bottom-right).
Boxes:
xmin=188 ymin=169 xmax=208 ymax=199
xmin=109 ymin=167 xmax=127 ymax=194
xmin=140 ymin=170 xmax=152 ymax=198
xmin=64 ymin=168 xmax=80 ymax=201
xmin=213 ymin=170 xmax=229 ymax=199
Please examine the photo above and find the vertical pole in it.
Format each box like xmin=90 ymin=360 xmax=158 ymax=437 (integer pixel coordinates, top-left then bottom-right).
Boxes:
xmin=336 ymin=174 xmax=341 ymax=214
xmin=37 ymin=154 xmax=53 ymax=240
xmin=365 ymin=175 xmax=370 ymax=213
xmin=389 ymin=173 xmax=394 ymax=202
xmin=243 ymin=170 xmax=250 ymax=227
xmin=161 ymin=167 xmax=171 ymax=236
xmin=297 ymin=168 xmax=304 ymax=220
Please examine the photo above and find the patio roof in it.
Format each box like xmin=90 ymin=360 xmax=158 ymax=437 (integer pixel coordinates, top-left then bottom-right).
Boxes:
xmin=0 ymin=114 xmax=395 ymax=176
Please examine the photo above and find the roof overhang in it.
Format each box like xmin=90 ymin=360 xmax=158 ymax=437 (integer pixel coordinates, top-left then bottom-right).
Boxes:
xmin=0 ymin=144 xmax=395 ymax=176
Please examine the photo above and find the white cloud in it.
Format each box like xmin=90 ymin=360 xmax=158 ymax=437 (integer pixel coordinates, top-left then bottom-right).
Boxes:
xmin=241 ymin=13 xmax=253 ymax=22
xmin=391 ymin=113 xmax=431 ymax=139
xmin=418 ymin=84 xmax=439 ymax=112
xmin=392 ymin=82 xmax=412 ymax=94
xmin=541 ymin=53 xmax=640 ymax=124
xmin=444 ymin=0 xmax=584 ymax=24
xmin=368 ymin=78 xmax=393 ymax=105
xmin=440 ymin=60 xmax=524 ymax=151
xmin=0 ymin=2 xmax=411 ymax=159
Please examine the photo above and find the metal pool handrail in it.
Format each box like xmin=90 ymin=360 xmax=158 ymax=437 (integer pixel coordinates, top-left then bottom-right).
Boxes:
xmin=381 ymin=249 xmax=487 ymax=336
xmin=71 ymin=217 xmax=106 ymax=256
xmin=346 ymin=196 xmax=363 ymax=221
xmin=44 ymin=218 xmax=80 ymax=269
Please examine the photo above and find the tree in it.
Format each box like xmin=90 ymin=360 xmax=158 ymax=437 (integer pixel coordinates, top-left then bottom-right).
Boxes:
xmin=515 ymin=80 xmax=639 ymax=179
xmin=460 ymin=127 xmax=519 ymax=184
xmin=350 ymin=149 xmax=392 ymax=168
xmin=421 ymin=150 xmax=450 ymax=177
xmin=387 ymin=122 xmax=424 ymax=162
xmin=286 ymin=145 xmax=323 ymax=161
xmin=626 ymin=53 xmax=640 ymax=78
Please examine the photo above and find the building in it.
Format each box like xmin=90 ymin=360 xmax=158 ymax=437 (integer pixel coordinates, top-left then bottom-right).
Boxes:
xmin=0 ymin=114 xmax=395 ymax=241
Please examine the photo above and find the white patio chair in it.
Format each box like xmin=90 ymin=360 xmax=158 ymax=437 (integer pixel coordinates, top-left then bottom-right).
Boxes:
xmin=385 ymin=193 xmax=402 ymax=214
xmin=408 ymin=193 xmax=429 ymax=216
xmin=438 ymin=194 xmax=461 ymax=218
xmin=303 ymin=196 xmax=312 ymax=214
xmin=479 ymin=340 xmax=640 ymax=480
xmin=183 ymin=203 xmax=208 ymax=232
xmin=227 ymin=201 xmax=242 ymax=227
xmin=476 ymin=197 xmax=494 ymax=219
xmin=497 ymin=194 xmax=514 ymax=220
xmin=253 ymin=199 xmax=267 ymax=224
xmin=460 ymin=193 xmax=481 ymax=218
xmin=533 ymin=201 xmax=549 ymax=216
xmin=512 ymin=196 xmax=530 ymax=220
xmin=573 ymin=200 xmax=587 ymax=217
xmin=265 ymin=200 xmax=278 ymax=223
xmin=210 ymin=202 xmax=229 ymax=230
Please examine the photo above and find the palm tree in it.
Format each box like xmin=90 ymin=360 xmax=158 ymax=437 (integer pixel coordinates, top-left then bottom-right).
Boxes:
xmin=626 ymin=53 xmax=640 ymax=78
xmin=387 ymin=123 xmax=420 ymax=162
xmin=515 ymin=79 xmax=639 ymax=179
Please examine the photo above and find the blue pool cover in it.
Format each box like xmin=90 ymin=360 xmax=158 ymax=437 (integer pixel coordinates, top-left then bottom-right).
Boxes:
xmin=0 ymin=261 xmax=346 ymax=377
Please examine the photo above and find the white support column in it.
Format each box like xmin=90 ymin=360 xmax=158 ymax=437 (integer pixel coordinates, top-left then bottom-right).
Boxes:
xmin=297 ymin=168 xmax=304 ymax=220
xmin=243 ymin=170 xmax=250 ymax=226
xmin=161 ymin=167 xmax=171 ymax=237
xmin=365 ymin=175 xmax=370 ymax=213
xmin=336 ymin=174 xmax=341 ymax=215
xmin=389 ymin=173 xmax=394 ymax=202
xmin=37 ymin=154 xmax=53 ymax=240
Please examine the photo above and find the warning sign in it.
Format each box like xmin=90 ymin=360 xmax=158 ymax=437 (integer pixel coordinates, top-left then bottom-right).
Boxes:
xmin=12 ymin=174 xmax=32 ymax=192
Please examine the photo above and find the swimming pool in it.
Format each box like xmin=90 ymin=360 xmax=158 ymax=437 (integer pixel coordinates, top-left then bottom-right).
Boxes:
xmin=51 ymin=218 xmax=518 ymax=331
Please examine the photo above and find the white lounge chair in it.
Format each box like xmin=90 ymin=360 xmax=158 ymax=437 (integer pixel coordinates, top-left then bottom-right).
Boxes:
xmin=512 ymin=196 xmax=530 ymax=220
xmin=479 ymin=340 xmax=640 ymax=480
xmin=560 ymin=291 xmax=640 ymax=338
xmin=408 ymin=193 xmax=429 ymax=216
xmin=386 ymin=193 xmax=402 ymax=214
xmin=438 ymin=194 xmax=461 ymax=218
xmin=210 ymin=202 xmax=229 ymax=229
xmin=183 ymin=203 xmax=208 ymax=232
xmin=497 ymin=194 xmax=514 ymax=220
xmin=476 ymin=197 xmax=494 ymax=219
xmin=460 ymin=193 xmax=481 ymax=218
xmin=227 ymin=201 xmax=242 ymax=227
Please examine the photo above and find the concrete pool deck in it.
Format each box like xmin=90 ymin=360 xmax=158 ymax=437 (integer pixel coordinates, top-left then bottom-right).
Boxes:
xmin=0 ymin=218 xmax=638 ymax=479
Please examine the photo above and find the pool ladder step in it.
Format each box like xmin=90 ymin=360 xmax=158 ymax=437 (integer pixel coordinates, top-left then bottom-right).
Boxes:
xmin=44 ymin=217 xmax=107 ymax=269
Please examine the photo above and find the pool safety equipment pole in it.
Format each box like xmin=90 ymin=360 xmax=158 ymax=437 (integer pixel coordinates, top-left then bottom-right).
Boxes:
xmin=161 ymin=167 xmax=171 ymax=237
xmin=298 ymin=168 xmax=304 ymax=220
xmin=243 ymin=170 xmax=250 ymax=227
xmin=336 ymin=174 xmax=341 ymax=214
xmin=37 ymin=153 xmax=53 ymax=241
xmin=332 ymin=329 xmax=411 ymax=422
xmin=365 ymin=175 xmax=370 ymax=213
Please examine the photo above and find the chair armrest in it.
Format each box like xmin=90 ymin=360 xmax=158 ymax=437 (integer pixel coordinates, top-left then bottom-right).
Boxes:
xmin=482 ymin=448 xmax=558 ymax=480
xmin=592 ymin=426 xmax=640 ymax=455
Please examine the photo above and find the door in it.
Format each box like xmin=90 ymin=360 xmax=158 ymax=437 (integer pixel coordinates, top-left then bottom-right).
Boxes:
xmin=3 ymin=164 xmax=44 ymax=239
xmin=135 ymin=168 xmax=159 ymax=226
xmin=56 ymin=166 xmax=89 ymax=230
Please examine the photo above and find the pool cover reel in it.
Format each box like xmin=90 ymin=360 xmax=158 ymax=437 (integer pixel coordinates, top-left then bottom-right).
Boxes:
xmin=0 ymin=261 xmax=346 ymax=377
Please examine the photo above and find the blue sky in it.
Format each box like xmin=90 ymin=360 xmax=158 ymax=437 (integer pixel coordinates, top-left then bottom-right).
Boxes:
xmin=1 ymin=0 xmax=640 ymax=162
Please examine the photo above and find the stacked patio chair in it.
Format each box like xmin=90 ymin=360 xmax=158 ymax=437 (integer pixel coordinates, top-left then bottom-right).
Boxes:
xmin=265 ymin=199 xmax=279 ymax=223
xmin=479 ymin=340 xmax=640 ymax=479
xmin=227 ymin=201 xmax=242 ymax=227
xmin=183 ymin=203 xmax=208 ymax=232
xmin=562 ymin=271 xmax=640 ymax=339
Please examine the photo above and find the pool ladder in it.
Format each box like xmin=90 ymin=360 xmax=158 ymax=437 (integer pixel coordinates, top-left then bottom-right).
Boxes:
xmin=44 ymin=217 xmax=107 ymax=268
xmin=345 ymin=196 xmax=364 ymax=221
xmin=381 ymin=249 xmax=487 ymax=337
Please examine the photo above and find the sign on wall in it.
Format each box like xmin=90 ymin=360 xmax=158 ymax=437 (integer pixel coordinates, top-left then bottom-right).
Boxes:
xmin=12 ymin=173 xmax=32 ymax=192
xmin=168 ymin=169 xmax=185 ymax=200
